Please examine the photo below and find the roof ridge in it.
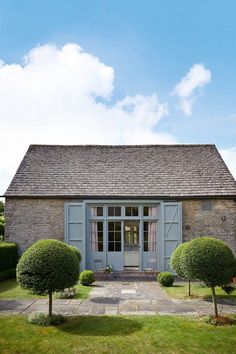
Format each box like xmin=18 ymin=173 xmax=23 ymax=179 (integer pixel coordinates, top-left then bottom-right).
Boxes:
xmin=29 ymin=144 xmax=216 ymax=148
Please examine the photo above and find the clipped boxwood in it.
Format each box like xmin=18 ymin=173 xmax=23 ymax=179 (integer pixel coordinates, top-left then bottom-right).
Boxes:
xmin=180 ymin=237 xmax=236 ymax=317
xmin=0 ymin=242 xmax=18 ymax=272
xmin=157 ymin=272 xmax=174 ymax=287
xmin=17 ymin=239 xmax=80 ymax=317
xmin=170 ymin=243 xmax=188 ymax=278
xmin=79 ymin=270 xmax=95 ymax=286
xmin=69 ymin=246 xmax=82 ymax=264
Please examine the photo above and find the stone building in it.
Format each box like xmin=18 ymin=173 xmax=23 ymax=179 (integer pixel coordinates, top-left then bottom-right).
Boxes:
xmin=3 ymin=144 xmax=236 ymax=271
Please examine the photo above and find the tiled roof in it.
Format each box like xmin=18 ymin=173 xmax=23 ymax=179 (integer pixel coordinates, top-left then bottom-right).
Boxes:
xmin=4 ymin=144 xmax=236 ymax=198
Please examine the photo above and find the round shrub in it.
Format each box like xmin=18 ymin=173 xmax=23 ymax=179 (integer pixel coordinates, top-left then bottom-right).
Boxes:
xmin=157 ymin=272 xmax=174 ymax=287
xmin=17 ymin=239 xmax=80 ymax=317
xmin=180 ymin=237 xmax=236 ymax=287
xmin=180 ymin=237 xmax=236 ymax=317
xmin=28 ymin=312 xmax=65 ymax=326
xmin=69 ymin=246 xmax=82 ymax=263
xmin=79 ymin=270 xmax=95 ymax=286
xmin=170 ymin=243 xmax=188 ymax=278
xmin=17 ymin=240 xmax=80 ymax=295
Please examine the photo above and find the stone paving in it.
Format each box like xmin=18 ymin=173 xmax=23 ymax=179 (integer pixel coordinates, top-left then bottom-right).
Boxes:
xmin=0 ymin=281 xmax=236 ymax=316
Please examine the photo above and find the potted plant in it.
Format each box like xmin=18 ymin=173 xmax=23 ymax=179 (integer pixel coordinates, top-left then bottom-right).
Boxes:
xmin=105 ymin=265 xmax=113 ymax=278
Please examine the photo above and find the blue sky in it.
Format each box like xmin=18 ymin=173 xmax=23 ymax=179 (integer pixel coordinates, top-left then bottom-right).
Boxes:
xmin=0 ymin=0 xmax=236 ymax=194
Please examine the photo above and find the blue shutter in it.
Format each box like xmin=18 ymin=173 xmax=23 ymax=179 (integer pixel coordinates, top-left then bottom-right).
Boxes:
xmin=65 ymin=203 xmax=85 ymax=270
xmin=163 ymin=202 xmax=182 ymax=271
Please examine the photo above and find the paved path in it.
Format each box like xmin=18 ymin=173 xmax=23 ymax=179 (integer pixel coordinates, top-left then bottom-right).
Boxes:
xmin=0 ymin=281 xmax=236 ymax=316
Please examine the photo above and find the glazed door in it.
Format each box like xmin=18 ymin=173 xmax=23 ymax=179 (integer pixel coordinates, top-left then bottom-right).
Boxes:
xmin=123 ymin=221 xmax=140 ymax=267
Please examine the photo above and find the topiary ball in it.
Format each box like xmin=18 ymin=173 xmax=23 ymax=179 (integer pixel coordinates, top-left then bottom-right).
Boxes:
xmin=157 ymin=272 xmax=174 ymax=287
xmin=17 ymin=239 xmax=80 ymax=295
xmin=79 ymin=270 xmax=95 ymax=286
xmin=69 ymin=246 xmax=82 ymax=263
xmin=170 ymin=243 xmax=189 ymax=278
xmin=180 ymin=237 xmax=236 ymax=287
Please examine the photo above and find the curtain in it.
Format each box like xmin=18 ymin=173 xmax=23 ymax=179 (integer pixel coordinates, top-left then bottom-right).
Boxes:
xmin=90 ymin=207 xmax=98 ymax=252
xmin=148 ymin=207 xmax=157 ymax=252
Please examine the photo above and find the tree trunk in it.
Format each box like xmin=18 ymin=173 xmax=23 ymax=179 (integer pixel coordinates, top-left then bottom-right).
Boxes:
xmin=210 ymin=286 xmax=218 ymax=317
xmin=188 ymin=279 xmax=191 ymax=297
xmin=49 ymin=291 xmax=53 ymax=317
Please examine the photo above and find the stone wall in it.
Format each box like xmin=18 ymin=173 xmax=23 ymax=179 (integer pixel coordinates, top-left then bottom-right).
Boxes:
xmin=4 ymin=198 xmax=79 ymax=252
xmin=182 ymin=199 xmax=236 ymax=252
xmin=5 ymin=197 xmax=236 ymax=254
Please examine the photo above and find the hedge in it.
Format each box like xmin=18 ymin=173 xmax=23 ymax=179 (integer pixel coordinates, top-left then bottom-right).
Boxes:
xmin=0 ymin=242 xmax=18 ymax=272
xmin=0 ymin=268 xmax=16 ymax=281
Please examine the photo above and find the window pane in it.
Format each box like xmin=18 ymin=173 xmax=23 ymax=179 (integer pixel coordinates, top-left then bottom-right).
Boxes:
xmin=97 ymin=207 xmax=103 ymax=216
xmin=125 ymin=207 xmax=132 ymax=216
xmin=115 ymin=242 xmax=121 ymax=251
xmin=132 ymin=207 xmax=138 ymax=216
xmin=108 ymin=222 xmax=114 ymax=232
xmin=115 ymin=232 xmax=121 ymax=242
xmin=98 ymin=242 xmax=103 ymax=252
xmin=97 ymin=222 xmax=103 ymax=232
xmin=143 ymin=206 xmax=157 ymax=217
xmin=108 ymin=231 xmax=114 ymax=241
xmin=143 ymin=207 xmax=149 ymax=216
xmin=90 ymin=221 xmax=103 ymax=252
xmin=115 ymin=207 xmax=121 ymax=216
xmin=115 ymin=222 xmax=121 ymax=232
xmin=108 ymin=207 xmax=114 ymax=216
xmin=108 ymin=242 xmax=114 ymax=252
xmin=143 ymin=221 xmax=157 ymax=252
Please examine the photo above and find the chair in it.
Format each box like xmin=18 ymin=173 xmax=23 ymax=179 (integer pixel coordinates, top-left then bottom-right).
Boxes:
xmin=144 ymin=258 xmax=157 ymax=279
xmin=93 ymin=259 xmax=105 ymax=273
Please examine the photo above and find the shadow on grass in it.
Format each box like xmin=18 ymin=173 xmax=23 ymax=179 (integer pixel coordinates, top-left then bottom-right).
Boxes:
xmin=59 ymin=316 xmax=143 ymax=336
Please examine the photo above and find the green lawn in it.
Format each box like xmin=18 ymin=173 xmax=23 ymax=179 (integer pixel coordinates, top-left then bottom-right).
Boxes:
xmin=0 ymin=279 xmax=92 ymax=300
xmin=0 ymin=315 xmax=236 ymax=354
xmin=164 ymin=281 xmax=236 ymax=300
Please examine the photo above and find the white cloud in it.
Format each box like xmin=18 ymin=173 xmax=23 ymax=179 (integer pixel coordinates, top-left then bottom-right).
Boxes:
xmin=219 ymin=147 xmax=236 ymax=179
xmin=0 ymin=43 xmax=173 ymax=194
xmin=173 ymin=64 xmax=211 ymax=116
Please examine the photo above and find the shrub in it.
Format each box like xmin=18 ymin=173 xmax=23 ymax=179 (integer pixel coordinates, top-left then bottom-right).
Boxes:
xmin=171 ymin=242 xmax=192 ymax=296
xmin=0 ymin=242 xmax=18 ymax=272
xmin=221 ymin=284 xmax=235 ymax=294
xmin=17 ymin=239 xmax=80 ymax=316
xmin=28 ymin=312 xmax=65 ymax=326
xmin=79 ymin=270 xmax=95 ymax=286
xmin=55 ymin=287 xmax=77 ymax=299
xmin=0 ymin=268 xmax=16 ymax=281
xmin=69 ymin=246 xmax=82 ymax=263
xmin=157 ymin=272 xmax=174 ymax=287
xmin=204 ymin=315 xmax=236 ymax=326
xmin=180 ymin=237 xmax=236 ymax=317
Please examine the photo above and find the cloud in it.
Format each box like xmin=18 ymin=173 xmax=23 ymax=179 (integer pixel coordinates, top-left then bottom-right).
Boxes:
xmin=219 ymin=147 xmax=236 ymax=179
xmin=0 ymin=43 xmax=173 ymax=194
xmin=173 ymin=64 xmax=211 ymax=116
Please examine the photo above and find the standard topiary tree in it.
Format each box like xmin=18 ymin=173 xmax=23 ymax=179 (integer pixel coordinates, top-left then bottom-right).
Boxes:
xmin=180 ymin=237 xmax=236 ymax=317
xmin=69 ymin=246 xmax=82 ymax=264
xmin=17 ymin=239 xmax=80 ymax=317
xmin=170 ymin=242 xmax=192 ymax=296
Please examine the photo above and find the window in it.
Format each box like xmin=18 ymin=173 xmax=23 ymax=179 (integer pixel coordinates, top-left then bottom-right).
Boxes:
xmin=201 ymin=200 xmax=212 ymax=211
xmin=143 ymin=221 xmax=157 ymax=252
xmin=108 ymin=221 xmax=121 ymax=252
xmin=89 ymin=206 xmax=103 ymax=217
xmin=143 ymin=206 xmax=158 ymax=217
xmin=90 ymin=221 xmax=103 ymax=252
xmin=108 ymin=206 xmax=121 ymax=217
xmin=125 ymin=206 xmax=139 ymax=217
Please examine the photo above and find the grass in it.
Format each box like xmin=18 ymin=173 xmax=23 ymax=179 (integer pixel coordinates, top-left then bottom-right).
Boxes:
xmin=164 ymin=281 xmax=236 ymax=300
xmin=0 ymin=315 xmax=236 ymax=354
xmin=0 ymin=278 xmax=92 ymax=300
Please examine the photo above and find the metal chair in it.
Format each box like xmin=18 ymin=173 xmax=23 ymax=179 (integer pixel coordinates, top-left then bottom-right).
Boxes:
xmin=144 ymin=258 xmax=157 ymax=279
xmin=93 ymin=258 xmax=105 ymax=273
